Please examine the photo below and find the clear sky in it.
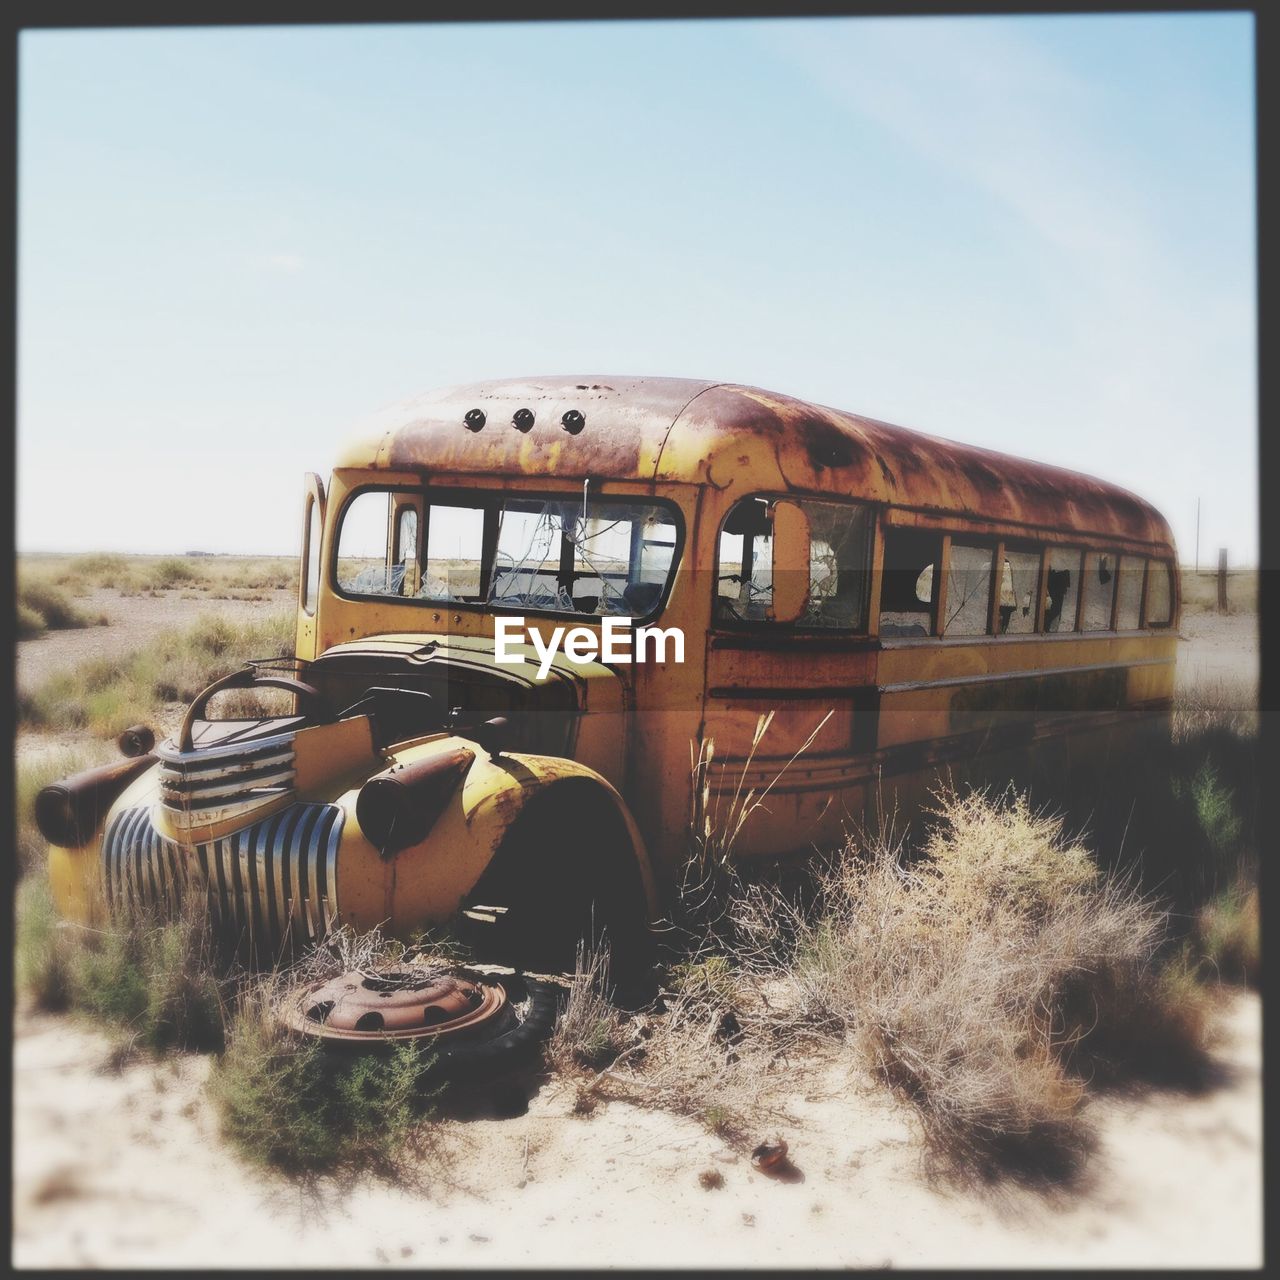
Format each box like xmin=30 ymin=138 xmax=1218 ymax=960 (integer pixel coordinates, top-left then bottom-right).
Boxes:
xmin=18 ymin=14 xmax=1256 ymax=563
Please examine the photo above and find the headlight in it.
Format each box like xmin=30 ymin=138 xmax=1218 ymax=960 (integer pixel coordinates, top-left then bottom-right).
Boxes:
xmin=355 ymin=746 xmax=475 ymax=857
xmin=35 ymin=755 xmax=156 ymax=848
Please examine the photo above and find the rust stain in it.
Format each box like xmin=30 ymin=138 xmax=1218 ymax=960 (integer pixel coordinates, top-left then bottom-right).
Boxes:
xmin=343 ymin=373 xmax=1171 ymax=548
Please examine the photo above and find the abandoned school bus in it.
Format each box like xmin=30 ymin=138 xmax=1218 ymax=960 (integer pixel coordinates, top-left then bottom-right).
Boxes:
xmin=39 ymin=376 xmax=1179 ymax=973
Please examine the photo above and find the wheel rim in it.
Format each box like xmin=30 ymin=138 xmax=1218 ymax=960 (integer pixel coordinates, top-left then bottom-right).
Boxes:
xmin=280 ymin=964 xmax=509 ymax=1044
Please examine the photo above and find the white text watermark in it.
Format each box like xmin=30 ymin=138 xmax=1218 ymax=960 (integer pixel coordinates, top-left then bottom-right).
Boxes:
xmin=494 ymin=617 xmax=685 ymax=679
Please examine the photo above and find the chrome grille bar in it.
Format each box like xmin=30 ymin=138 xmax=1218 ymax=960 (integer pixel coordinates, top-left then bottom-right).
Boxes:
xmin=154 ymin=731 xmax=298 ymax=832
xmin=101 ymin=803 xmax=343 ymax=960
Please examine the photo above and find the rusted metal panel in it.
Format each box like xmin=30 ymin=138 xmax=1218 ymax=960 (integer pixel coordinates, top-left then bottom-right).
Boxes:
xmin=338 ymin=376 xmax=1173 ymax=551
xmin=658 ymin=383 xmax=1174 ymax=549
xmin=360 ymin=376 xmax=717 ymax=483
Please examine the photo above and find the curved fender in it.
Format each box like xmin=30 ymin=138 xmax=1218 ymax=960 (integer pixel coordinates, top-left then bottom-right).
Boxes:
xmin=331 ymin=737 xmax=658 ymax=938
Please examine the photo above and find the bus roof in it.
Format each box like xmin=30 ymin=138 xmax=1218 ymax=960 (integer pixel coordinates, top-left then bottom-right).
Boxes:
xmin=338 ymin=375 xmax=1174 ymax=549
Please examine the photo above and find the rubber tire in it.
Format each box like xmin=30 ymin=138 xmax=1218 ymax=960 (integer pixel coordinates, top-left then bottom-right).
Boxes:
xmin=428 ymin=974 xmax=561 ymax=1077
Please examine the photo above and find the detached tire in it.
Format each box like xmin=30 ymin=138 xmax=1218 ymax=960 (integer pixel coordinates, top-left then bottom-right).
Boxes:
xmin=429 ymin=973 xmax=561 ymax=1077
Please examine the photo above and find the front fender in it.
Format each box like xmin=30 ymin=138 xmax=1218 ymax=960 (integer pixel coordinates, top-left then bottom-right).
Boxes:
xmin=332 ymin=737 xmax=658 ymax=938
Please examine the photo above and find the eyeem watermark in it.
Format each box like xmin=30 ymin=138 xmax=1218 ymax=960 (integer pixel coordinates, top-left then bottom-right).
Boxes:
xmin=494 ymin=617 xmax=685 ymax=679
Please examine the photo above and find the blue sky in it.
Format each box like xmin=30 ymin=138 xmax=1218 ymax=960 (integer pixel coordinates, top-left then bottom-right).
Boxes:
xmin=18 ymin=14 xmax=1256 ymax=562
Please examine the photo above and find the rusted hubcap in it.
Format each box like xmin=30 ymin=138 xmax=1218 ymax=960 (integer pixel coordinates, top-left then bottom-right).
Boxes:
xmin=283 ymin=966 xmax=508 ymax=1043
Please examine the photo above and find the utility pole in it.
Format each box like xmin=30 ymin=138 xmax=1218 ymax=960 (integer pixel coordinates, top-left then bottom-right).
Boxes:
xmin=1195 ymin=498 xmax=1201 ymax=574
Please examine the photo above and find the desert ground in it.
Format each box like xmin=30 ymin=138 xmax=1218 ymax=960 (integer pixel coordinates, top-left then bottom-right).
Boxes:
xmin=11 ymin=559 xmax=1262 ymax=1268
xmin=10 ymin=993 xmax=1262 ymax=1269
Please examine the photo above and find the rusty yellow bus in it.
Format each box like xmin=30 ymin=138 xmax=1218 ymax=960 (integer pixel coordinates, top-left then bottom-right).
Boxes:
xmin=39 ymin=375 xmax=1178 ymax=974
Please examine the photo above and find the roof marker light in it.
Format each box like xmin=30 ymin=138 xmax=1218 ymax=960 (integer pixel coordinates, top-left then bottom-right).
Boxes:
xmin=512 ymin=408 xmax=535 ymax=433
xmin=561 ymin=410 xmax=585 ymax=435
xmin=464 ymin=409 xmax=485 ymax=432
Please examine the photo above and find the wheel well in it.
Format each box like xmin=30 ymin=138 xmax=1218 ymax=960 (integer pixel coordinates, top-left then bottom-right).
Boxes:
xmin=468 ymin=778 xmax=652 ymax=926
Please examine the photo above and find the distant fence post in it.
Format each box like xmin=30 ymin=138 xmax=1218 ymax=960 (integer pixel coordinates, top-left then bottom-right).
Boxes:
xmin=1217 ymin=548 xmax=1228 ymax=613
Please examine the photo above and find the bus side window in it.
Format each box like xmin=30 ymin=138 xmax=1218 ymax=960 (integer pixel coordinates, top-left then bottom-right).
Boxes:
xmin=879 ymin=528 xmax=942 ymax=637
xmin=1115 ymin=555 xmax=1144 ymax=630
xmin=999 ymin=549 xmax=1040 ymax=634
xmin=943 ymin=542 xmax=994 ymax=636
xmin=1044 ymin=548 xmax=1082 ymax=632
xmin=1081 ymin=551 xmax=1117 ymax=631
xmin=803 ymin=501 xmax=873 ymax=629
xmin=716 ymin=499 xmax=774 ymax=621
xmin=715 ymin=497 xmax=872 ymax=628
xmin=1145 ymin=560 xmax=1174 ymax=627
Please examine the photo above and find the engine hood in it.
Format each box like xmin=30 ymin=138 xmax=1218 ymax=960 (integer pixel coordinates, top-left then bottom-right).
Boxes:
xmin=306 ymin=632 xmax=626 ymax=768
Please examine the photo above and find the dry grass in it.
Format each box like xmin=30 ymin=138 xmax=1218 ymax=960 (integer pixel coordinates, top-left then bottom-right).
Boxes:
xmin=17 ymin=610 xmax=296 ymax=735
xmin=548 ymin=938 xmax=786 ymax=1149
xmin=1195 ymin=885 xmax=1261 ymax=987
xmin=18 ymin=552 xmax=297 ymax=598
xmin=1177 ymin=566 xmax=1257 ymax=616
xmin=676 ymin=709 xmax=832 ymax=952
xmin=16 ymin=871 xmax=228 ymax=1054
xmin=17 ymin=580 xmax=105 ymax=633
xmin=546 ymin=942 xmax=631 ymax=1074
xmin=1173 ymin=677 xmax=1258 ymax=742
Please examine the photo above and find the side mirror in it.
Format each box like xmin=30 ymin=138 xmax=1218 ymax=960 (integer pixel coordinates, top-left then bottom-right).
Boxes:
xmin=768 ymin=500 xmax=811 ymax=625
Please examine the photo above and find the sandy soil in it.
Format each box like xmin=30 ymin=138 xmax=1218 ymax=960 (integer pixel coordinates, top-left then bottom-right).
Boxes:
xmin=1174 ymin=611 xmax=1258 ymax=691
xmin=10 ymin=993 xmax=1261 ymax=1268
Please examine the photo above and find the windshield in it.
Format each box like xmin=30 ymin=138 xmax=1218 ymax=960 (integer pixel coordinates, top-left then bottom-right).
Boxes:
xmin=335 ymin=488 xmax=680 ymax=619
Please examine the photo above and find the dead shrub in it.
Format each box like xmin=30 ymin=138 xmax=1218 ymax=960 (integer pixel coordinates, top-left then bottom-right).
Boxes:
xmin=546 ymin=942 xmax=629 ymax=1073
xmin=735 ymin=788 xmax=1216 ymax=1177
xmin=548 ymin=940 xmax=773 ymax=1148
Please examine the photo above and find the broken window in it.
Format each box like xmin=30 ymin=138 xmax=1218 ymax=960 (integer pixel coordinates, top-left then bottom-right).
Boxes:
xmin=1115 ymin=555 xmax=1144 ymax=630
xmin=943 ymin=542 xmax=994 ymax=636
xmin=998 ymin=549 xmax=1040 ymax=634
xmin=1146 ymin=560 xmax=1174 ymax=626
xmin=716 ymin=511 xmax=774 ymax=622
xmin=1081 ymin=551 xmax=1117 ymax=631
xmin=424 ymin=503 xmax=485 ymax=601
xmin=336 ymin=489 xmax=397 ymax=595
xmin=715 ymin=497 xmax=872 ymax=629
xmin=335 ymin=487 xmax=680 ymax=618
xmin=488 ymin=498 xmax=677 ymax=616
xmin=879 ymin=528 xmax=941 ymax=637
xmin=1044 ymin=548 xmax=1082 ymax=633
xmin=803 ymin=502 xmax=873 ymax=628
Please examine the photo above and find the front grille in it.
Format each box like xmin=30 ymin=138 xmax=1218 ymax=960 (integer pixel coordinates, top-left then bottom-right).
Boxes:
xmin=102 ymin=802 xmax=343 ymax=959
xmin=155 ymin=731 xmax=297 ymax=831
